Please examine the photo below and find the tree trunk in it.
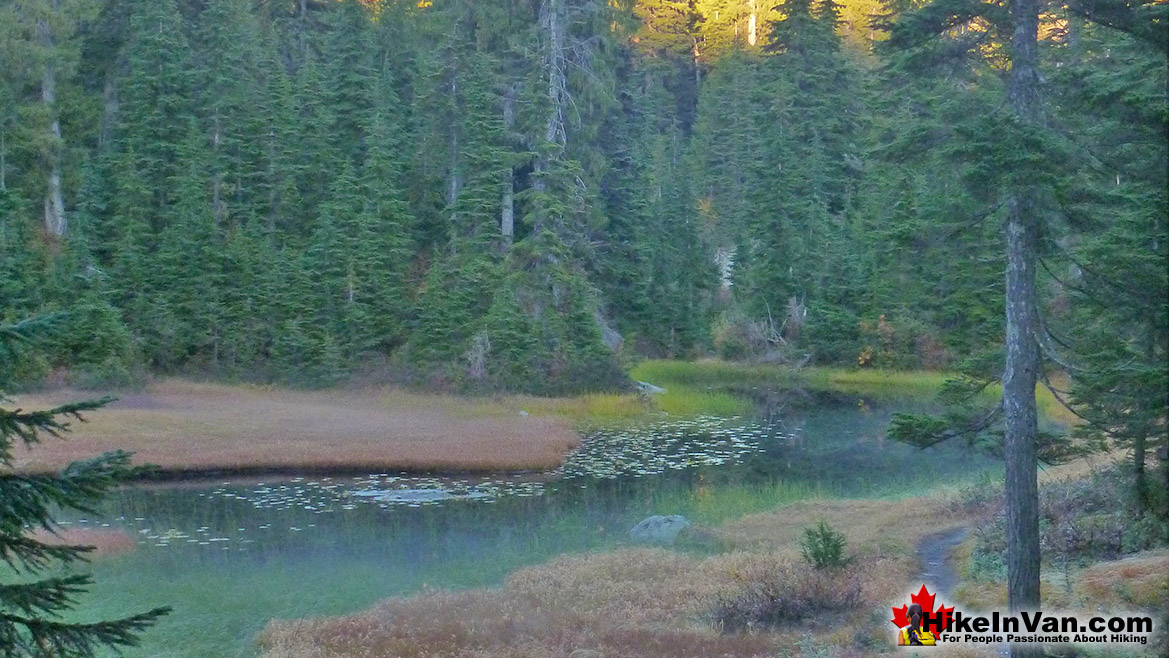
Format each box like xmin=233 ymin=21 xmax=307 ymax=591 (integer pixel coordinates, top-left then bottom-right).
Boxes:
xmin=501 ymin=177 xmax=514 ymax=241
xmin=446 ymin=73 xmax=461 ymax=214
xmin=38 ymin=16 xmax=66 ymax=238
xmin=691 ymin=37 xmax=701 ymax=89
xmin=748 ymin=0 xmax=757 ymax=46
xmin=212 ymin=116 xmax=225 ymax=226
xmin=541 ymin=0 xmax=566 ymax=148
xmin=1134 ymin=432 xmax=1148 ymax=508
xmin=1004 ymin=0 xmax=1043 ymax=655
xmin=100 ymin=78 xmax=118 ymax=148
xmin=502 ymin=84 xmax=515 ymax=242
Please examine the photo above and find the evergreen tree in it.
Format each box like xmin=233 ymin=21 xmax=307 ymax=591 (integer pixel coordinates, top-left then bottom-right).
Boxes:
xmin=0 ymin=0 xmax=99 ymax=239
xmin=602 ymin=64 xmax=715 ymax=355
xmin=875 ymin=3 xmax=1168 ymax=649
xmin=152 ymin=129 xmax=224 ymax=371
xmin=0 ymin=317 xmax=169 ymax=656
xmin=1049 ymin=19 xmax=1169 ymax=518
xmin=192 ymin=0 xmax=268 ymax=228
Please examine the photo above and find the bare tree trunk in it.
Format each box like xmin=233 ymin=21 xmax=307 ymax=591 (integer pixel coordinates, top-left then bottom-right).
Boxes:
xmin=502 ymin=84 xmax=515 ymax=242
xmin=691 ymin=37 xmax=701 ymax=89
xmin=541 ymin=0 xmax=566 ymax=149
xmin=38 ymin=16 xmax=66 ymax=238
xmin=748 ymin=0 xmax=757 ymax=46
xmin=446 ymin=74 xmax=461 ymax=214
xmin=212 ymin=116 xmax=225 ymax=226
xmin=501 ymin=178 xmax=514 ymax=241
xmin=1133 ymin=336 xmax=1157 ymax=509
xmin=1004 ymin=0 xmax=1043 ymax=655
xmin=100 ymin=78 xmax=118 ymax=148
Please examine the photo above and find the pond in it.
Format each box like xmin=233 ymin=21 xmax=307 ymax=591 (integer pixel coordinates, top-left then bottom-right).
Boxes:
xmin=67 ymin=393 xmax=999 ymax=658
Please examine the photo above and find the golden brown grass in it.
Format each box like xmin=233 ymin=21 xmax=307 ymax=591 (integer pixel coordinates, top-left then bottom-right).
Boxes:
xmin=1075 ymin=550 xmax=1169 ymax=610
xmin=955 ymin=550 xmax=1169 ymax=621
xmin=258 ymin=546 xmax=925 ymax=658
xmin=256 ymin=493 xmax=986 ymax=658
xmin=1038 ymin=449 xmax=1126 ymax=483
xmin=714 ymin=497 xmax=970 ymax=558
xmin=8 ymin=380 xmax=580 ymax=475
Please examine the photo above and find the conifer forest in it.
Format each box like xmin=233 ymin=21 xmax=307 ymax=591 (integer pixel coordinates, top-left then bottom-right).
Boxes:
xmin=1 ymin=2 xmax=1168 ymax=657
xmin=0 ymin=0 xmax=1164 ymax=398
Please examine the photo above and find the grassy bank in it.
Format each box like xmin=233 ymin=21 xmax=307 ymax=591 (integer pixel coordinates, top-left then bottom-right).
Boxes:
xmin=10 ymin=380 xmax=580 ymax=475
xmin=632 ymin=359 xmax=1080 ymax=426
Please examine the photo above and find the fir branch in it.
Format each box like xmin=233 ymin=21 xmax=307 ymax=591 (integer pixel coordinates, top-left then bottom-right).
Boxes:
xmin=3 ymin=606 xmax=172 ymax=656
xmin=1035 ymin=322 xmax=1087 ymax=373
xmin=0 ymin=575 xmax=92 ymax=618
xmin=0 ymin=398 xmax=111 ymax=454
xmin=1037 ymin=370 xmax=1092 ymax=424
xmin=0 ymin=535 xmax=93 ymax=573
xmin=888 ymin=401 xmax=1002 ymax=449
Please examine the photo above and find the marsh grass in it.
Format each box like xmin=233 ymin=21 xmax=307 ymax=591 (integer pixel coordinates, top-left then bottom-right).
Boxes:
xmin=10 ymin=380 xmax=581 ymax=475
xmin=456 ymin=392 xmax=648 ymax=425
xmin=634 ymin=359 xmax=1081 ymax=425
xmin=649 ymin=479 xmax=827 ymax=528
xmin=10 ymin=362 xmax=1077 ymax=477
xmin=254 ymin=480 xmax=985 ymax=658
xmin=26 ymin=527 xmax=138 ymax=559
xmin=632 ymin=359 xmax=790 ymax=388
xmin=257 ymin=546 xmax=914 ymax=658
xmin=655 ymin=387 xmax=752 ymax=417
xmin=1075 ymin=550 xmax=1169 ymax=610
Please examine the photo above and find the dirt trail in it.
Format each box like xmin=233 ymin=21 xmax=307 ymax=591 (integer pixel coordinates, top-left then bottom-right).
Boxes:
xmin=914 ymin=526 xmax=969 ymax=596
xmin=916 ymin=527 xmax=1009 ymax=657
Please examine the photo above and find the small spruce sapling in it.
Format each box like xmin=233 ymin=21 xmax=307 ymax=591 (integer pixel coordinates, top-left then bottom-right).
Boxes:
xmin=799 ymin=520 xmax=849 ymax=570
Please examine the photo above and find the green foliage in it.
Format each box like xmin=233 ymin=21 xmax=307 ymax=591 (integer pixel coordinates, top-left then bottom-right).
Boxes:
xmin=0 ymin=0 xmax=1162 ymax=405
xmin=478 ymin=232 xmax=629 ymax=395
xmin=0 ymin=317 xmax=170 ymax=655
xmin=968 ymin=465 xmax=1169 ymax=578
xmin=799 ymin=520 xmax=850 ymax=570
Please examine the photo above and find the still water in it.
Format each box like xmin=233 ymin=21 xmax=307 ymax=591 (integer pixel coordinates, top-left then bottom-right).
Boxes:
xmin=70 ymin=395 xmax=997 ymax=657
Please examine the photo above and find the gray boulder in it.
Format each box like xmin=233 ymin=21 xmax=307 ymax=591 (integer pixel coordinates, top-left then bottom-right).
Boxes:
xmin=629 ymin=515 xmax=691 ymax=545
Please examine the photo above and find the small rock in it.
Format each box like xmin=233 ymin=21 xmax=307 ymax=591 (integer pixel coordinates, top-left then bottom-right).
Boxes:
xmin=635 ymin=381 xmax=666 ymax=394
xmin=629 ymin=515 xmax=690 ymax=545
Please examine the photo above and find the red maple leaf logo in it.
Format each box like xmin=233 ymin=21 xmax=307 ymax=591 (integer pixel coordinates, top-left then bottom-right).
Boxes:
xmin=891 ymin=584 xmax=954 ymax=636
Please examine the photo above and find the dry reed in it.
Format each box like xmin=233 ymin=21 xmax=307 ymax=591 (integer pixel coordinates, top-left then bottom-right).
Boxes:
xmin=8 ymin=380 xmax=580 ymax=475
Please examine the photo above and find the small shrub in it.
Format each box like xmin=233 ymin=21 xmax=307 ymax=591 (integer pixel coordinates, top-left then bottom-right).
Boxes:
xmin=711 ymin=312 xmax=750 ymax=361
xmin=800 ymin=520 xmax=850 ymax=570
xmin=966 ymin=465 xmax=1168 ymax=585
xmin=713 ymin=562 xmax=863 ymax=633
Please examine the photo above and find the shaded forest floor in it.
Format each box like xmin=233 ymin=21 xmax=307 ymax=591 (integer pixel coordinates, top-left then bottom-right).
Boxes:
xmin=9 ymin=379 xmax=582 ymax=476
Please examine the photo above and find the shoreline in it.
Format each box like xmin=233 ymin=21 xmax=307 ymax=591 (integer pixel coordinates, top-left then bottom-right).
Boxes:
xmin=110 ymin=463 xmax=561 ymax=486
